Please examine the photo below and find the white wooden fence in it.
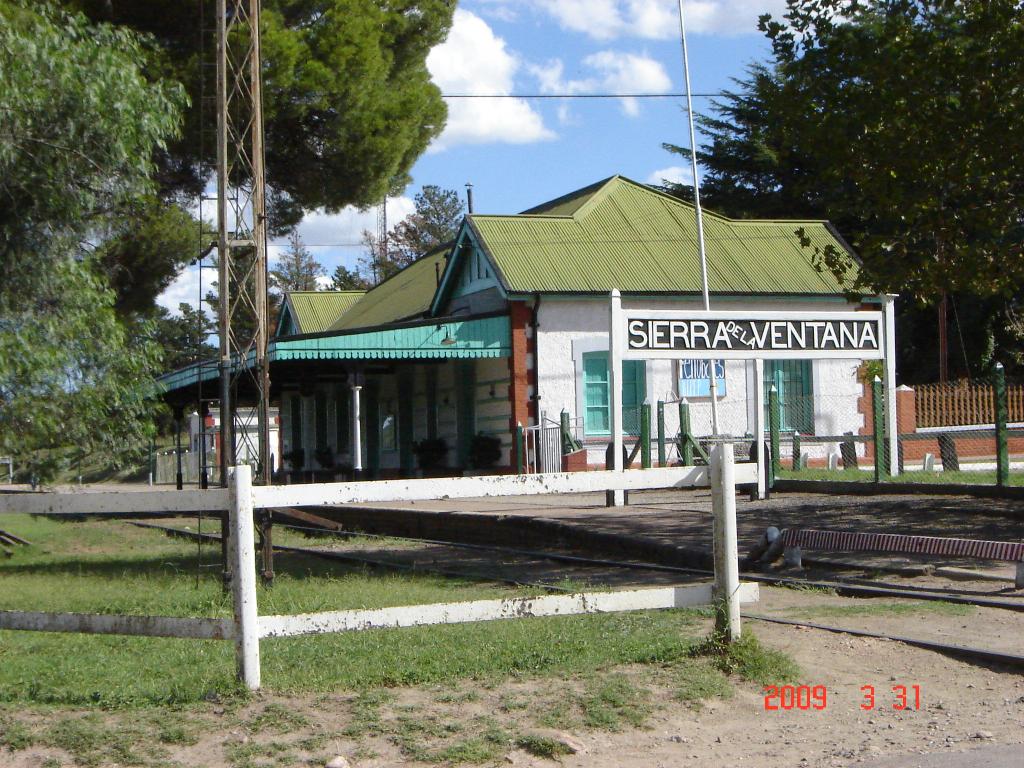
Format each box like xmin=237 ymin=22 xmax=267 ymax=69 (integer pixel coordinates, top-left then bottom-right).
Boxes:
xmin=0 ymin=460 xmax=757 ymax=690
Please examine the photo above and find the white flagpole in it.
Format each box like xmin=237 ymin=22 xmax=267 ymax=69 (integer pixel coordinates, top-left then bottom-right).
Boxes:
xmin=677 ymin=0 xmax=720 ymax=435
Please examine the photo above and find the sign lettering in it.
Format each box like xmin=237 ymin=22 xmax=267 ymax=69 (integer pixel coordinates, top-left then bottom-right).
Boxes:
xmin=627 ymin=318 xmax=880 ymax=354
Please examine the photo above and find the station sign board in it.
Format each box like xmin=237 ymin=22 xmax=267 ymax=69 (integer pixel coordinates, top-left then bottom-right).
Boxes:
xmin=621 ymin=310 xmax=884 ymax=360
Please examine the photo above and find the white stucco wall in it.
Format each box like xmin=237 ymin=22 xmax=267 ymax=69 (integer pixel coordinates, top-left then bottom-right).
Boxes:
xmin=536 ymin=296 xmax=870 ymax=465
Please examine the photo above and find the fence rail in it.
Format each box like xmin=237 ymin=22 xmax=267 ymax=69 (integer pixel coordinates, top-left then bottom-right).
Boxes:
xmin=915 ymin=379 xmax=1024 ymax=428
xmin=0 ymin=459 xmax=753 ymax=690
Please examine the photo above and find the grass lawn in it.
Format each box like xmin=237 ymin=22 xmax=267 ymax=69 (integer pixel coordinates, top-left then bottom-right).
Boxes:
xmin=0 ymin=513 xmax=799 ymax=766
xmin=777 ymin=467 xmax=1024 ymax=486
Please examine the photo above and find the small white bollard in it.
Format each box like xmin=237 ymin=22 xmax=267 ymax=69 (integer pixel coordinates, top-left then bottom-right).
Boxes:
xmin=710 ymin=443 xmax=741 ymax=641
xmin=230 ymin=465 xmax=261 ymax=690
xmin=923 ymin=453 xmax=935 ymax=472
xmin=827 ymin=452 xmax=840 ymax=471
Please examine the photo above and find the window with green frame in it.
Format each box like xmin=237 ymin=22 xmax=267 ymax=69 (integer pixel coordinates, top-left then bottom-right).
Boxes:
xmin=582 ymin=352 xmax=646 ymax=436
xmin=763 ymin=360 xmax=814 ymax=433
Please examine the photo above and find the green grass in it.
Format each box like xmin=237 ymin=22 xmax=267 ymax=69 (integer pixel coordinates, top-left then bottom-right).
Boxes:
xmin=690 ymin=632 xmax=801 ymax=686
xmin=778 ymin=467 xmax=1024 ymax=486
xmin=0 ymin=515 xmax=522 ymax=617
xmin=782 ymin=600 xmax=974 ymax=620
xmin=0 ymin=514 xmax=712 ymax=707
xmin=671 ymin=660 xmax=734 ymax=707
xmin=0 ymin=510 xmax=802 ymax=768
xmin=515 ymin=733 xmax=574 ymax=759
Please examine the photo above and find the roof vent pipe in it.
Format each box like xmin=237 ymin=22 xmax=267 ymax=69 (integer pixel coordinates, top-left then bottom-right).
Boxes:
xmin=465 ymin=182 xmax=474 ymax=214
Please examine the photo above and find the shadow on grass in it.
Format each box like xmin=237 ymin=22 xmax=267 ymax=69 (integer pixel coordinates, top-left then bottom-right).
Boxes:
xmin=0 ymin=549 xmax=377 ymax=581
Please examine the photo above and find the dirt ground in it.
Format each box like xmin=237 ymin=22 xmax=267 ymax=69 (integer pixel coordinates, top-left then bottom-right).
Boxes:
xmin=4 ymin=584 xmax=1022 ymax=768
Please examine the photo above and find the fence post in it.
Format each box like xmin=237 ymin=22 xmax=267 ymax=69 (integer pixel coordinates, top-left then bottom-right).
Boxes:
xmin=174 ymin=409 xmax=184 ymax=490
xmin=791 ymin=432 xmax=802 ymax=471
xmin=995 ymin=363 xmax=1009 ymax=487
xmin=560 ymin=410 xmax=571 ymax=456
xmin=657 ymin=401 xmax=666 ymax=467
xmin=710 ymin=443 xmax=741 ymax=642
xmin=229 ymin=465 xmax=260 ymax=690
xmin=872 ymin=376 xmax=886 ymax=482
xmin=640 ymin=403 xmax=652 ymax=469
xmin=768 ymin=385 xmax=780 ymax=480
xmin=514 ymin=423 xmax=524 ymax=474
xmin=679 ymin=401 xmax=694 ymax=466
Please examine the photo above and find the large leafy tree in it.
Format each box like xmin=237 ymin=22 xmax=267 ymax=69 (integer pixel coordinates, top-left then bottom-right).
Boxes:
xmin=663 ymin=0 xmax=1024 ymax=379
xmin=153 ymin=303 xmax=217 ymax=372
xmin=0 ymin=1 xmax=185 ymax=480
xmin=756 ymin=0 xmax=1024 ymax=301
xmin=62 ymin=0 xmax=455 ymax=230
xmin=95 ymin=197 xmax=202 ymax=317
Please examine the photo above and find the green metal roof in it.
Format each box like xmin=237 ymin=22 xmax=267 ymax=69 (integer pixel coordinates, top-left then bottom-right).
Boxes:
xmin=466 ymin=176 xmax=859 ymax=296
xmin=157 ymin=315 xmax=509 ymax=395
xmin=330 ymin=247 xmax=448 ymax=332
xmin=281 ymin=290 xmax=364 ymax=335
xmin=157 ymin=360 xmax=220 ymax=394
xmin=273 ymin=315 xmax=509 ymax=361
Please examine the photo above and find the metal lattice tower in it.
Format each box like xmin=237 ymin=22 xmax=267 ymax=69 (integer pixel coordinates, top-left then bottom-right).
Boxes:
xmin=216 ymin=0 xmax=271 ymax=485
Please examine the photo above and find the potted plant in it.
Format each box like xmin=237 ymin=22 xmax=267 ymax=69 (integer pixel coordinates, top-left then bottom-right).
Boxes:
xmin=314 ymin=445 xmax=335 ymax=470
xmin=282 ymin=448 xmax=305 ymax=470
xmin=413 ymin=438 xmax=448 ymax=473
xmin=468 ymin=433 xmax=502 ymax=470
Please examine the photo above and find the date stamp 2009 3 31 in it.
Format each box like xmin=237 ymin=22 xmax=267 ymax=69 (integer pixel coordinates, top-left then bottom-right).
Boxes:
xmin=763 ymin=684 xmax=922 ymax=711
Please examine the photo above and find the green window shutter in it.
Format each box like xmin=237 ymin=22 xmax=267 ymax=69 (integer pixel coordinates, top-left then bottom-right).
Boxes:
xmin=582 ymin=353 xmax=646 ymax=436
xmin=621 ymin=360 xmax=646 ymax=435
xmin=583 ymin=352 xmax=610 ymax=436
xmin=764 ymin=360 xmax=813 ymax=433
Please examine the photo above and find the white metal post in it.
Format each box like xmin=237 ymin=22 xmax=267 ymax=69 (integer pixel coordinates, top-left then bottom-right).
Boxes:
xmin=609 ymin=290 xmax=625 ymax=506
xmin=229 ymin=465 xmax=260 ymax=690
xmin=351 ymin=384 xmax=363 ymax=479
xmin=676 ymin=0 xmax=719 ymax=436
xmin=753 ymin=358 xmax=766 ymax=499
xmin=710 ymin=443 xmax=741 ymax=641
xmin=883 ymin=296 xmax=899 ymax=477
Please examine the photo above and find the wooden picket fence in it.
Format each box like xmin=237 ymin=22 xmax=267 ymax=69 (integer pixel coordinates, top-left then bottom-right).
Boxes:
xmin=915 ymin=379 xmax=1024 ymax=428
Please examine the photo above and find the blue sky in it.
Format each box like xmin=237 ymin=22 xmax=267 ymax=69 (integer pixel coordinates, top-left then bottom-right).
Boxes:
xmin=160 ymin=0 xmax=780 ymax=312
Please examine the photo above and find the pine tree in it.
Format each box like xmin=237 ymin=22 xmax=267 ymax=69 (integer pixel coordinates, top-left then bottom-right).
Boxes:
xmin=271 ymin=231 xmax=324 ymax=293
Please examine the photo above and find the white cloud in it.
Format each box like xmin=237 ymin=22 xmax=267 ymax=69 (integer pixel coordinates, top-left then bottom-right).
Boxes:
xmin=427 ymin=9 xmax=554 ymax=151
xmin=157 ymin=197 xmax=415 ymax=314
xmin=646 ymin=165 xmax=694 ymax=186
xmin=158 ymin=265 xmax=205 ymax=314
xmin=681 ymin=0 xmax=786 ymax=36
xmin=488 ymin=0 xmax=781 ymax=39
xmin=531 ymin=51 xmax=672 ymax=117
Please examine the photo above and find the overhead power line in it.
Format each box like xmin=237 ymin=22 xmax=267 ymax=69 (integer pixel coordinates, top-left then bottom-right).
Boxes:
xmin=440 ymin=92 xmax=726 ymax=99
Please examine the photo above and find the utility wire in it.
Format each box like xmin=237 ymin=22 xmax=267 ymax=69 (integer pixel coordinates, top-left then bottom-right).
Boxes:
xmin=441 ymin=92 xmax=726 ymax=99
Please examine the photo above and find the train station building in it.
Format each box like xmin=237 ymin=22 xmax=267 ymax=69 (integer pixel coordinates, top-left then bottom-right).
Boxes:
xmin=160 ymin=175 xmax=881 ymax=480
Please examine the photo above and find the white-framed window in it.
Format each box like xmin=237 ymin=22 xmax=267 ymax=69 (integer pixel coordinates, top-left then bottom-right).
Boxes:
xmin=573 ymin=338 xmax=649 ymax=438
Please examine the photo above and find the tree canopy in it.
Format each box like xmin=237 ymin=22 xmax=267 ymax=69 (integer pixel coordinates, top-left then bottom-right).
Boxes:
xmin=662 ymin=0 xmax=1024 ymax=379
xmin=665 ymin=0 xmax=1024 ymax=303
xmin=62 ymin=0 xmax=455 ymax=231
xmin=0 ymin=1 xmax=185 ymax=479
